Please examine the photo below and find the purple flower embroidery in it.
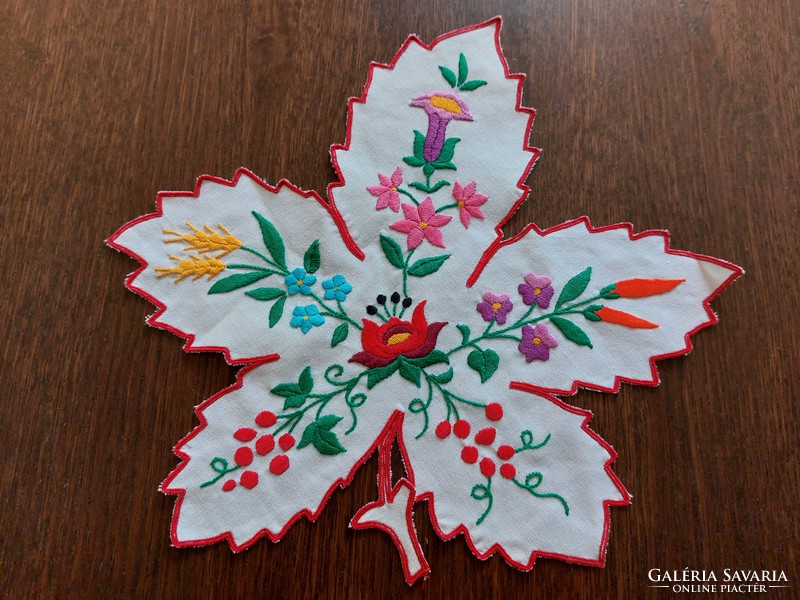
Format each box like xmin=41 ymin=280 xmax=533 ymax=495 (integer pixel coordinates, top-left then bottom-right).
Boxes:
xmin=518 ymin=273 xmax=555 ymax=308
xmin=410 ymin=92 xmax=473 ymax=162
xmin=476 ymin=292 xmax=513 ymax=324
xmin=518 ymin=323 xmax=559 ymax=362
xmin=367 ymin=167 xmax=403 ymax=212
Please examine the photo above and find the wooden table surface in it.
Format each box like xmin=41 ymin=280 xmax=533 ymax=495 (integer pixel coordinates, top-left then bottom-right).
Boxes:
xmin=2 ymin=1 xmax=798 ymax=598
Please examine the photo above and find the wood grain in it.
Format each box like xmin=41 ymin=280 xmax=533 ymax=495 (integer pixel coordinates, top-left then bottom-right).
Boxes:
xmin=1 ymin=1 xmax=797 ymax=598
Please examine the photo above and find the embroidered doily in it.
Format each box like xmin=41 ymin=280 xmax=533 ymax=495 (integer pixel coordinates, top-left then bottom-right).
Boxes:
xmin=108 ymin=18 xmax=742 ymax=583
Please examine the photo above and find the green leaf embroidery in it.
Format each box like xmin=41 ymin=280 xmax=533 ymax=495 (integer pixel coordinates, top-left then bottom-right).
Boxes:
xmin=298 ymin=366 xmax=314 ymax=394
xmin=283 ymin=394 xmax=307 ymax=409
xmin=408 ymin=180 xmax=450 ymax=193
xmin=303 ymin=240 xmax=321 ymax=274
xmin=367 ymin=360 xmax=400 ymax=389
xmin=245 ymin=287 xmax=286 ymax=301
xmin=430 ymin=367 xmax=454 ymax=384
xmin=550 ymin=316 xmax=593 ymax=348
xmin=439 ymin=65 xmax=457 ymax=88
xmin=457 ymin=324 xmax=471 ymax=344
xmin=422 ymin=163 xmax=435 ymax=177
xmin=252 ymin=211 xmax=287 ymax=270
xmin=380 ymin=234 xmax=405 ymax=269
xmin=430 ymin=160 xmax=457 ymax=171
xmin=583 ymin=304 xmax=604 ymax=321
xmin=408 ymin=255 xmax=451 ymax=277
xmin=403 ymin=155 xmax=426 ymax=168
xmin=405 ymin=350 xmax=450 ymax=369
xmin=437 ymin=137 xmax=460 ymax=163
xmin=268 ymin=295 xmax=286 ymax=328
xmin=599 ymin=283 xmax=620 ymax=299
xmin=555 ymin=267 xmax=592 ymax=308
xmin=398 ymin=359 xmax=422 ymax=387
xmin=459 ymin=80 xmax=487 ymax=91
xmin=331 ymin=323 xmax=349 ymax=347
xmin=413 ymin=130 xmax=425 ymax=160
xmin=298 ymin=415 xmax=346 ymax=455
xmin=467 ymin=348 xmax=500 ymax=383
xmin=208 ymin=272 xmax=269 ymax=294
xmin=270 ymin=382 xmax=302 ymax=397
xmin=457 ymin=53 xmax=468 ymax=86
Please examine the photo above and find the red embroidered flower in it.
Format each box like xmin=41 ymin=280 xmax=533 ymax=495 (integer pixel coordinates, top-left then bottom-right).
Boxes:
xmin=349 ymin=301 xmax=447 ymax=368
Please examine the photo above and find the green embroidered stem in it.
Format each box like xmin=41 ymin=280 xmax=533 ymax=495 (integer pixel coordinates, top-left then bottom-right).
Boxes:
xmin=200 ymin=457 xmax=240 ymax=488
xmin=240 ymin=246 xmax=289 ymax=274
xmin=397 ymin=187 xmax=420 ymax=206
xmin=409 ymin=376 xmax=435 ymax=438
xmin=382 ymin=304 xmax=392 ymax=320
xmin=344 ymin=391 xmax=367 ymax=434
xmin=399 ymin=249 xmax=417 ymax=315
xmin=515 ymin=430 xmax=552 ymax=453
xmin=435 ymin=202 xmax=459 ymax=213
xmin=226 ymin=263 xmax=279 ymax=274
xmin=310 ymin=292 xmax=362 ymax=330
xmin=511 ymin=473 xmax=570 ymax=516
xmin=435 ymin=382 xmax=486 ymax=408
xmin=448 ymin=294 xmax=607 ymax=357
xmin=471 ymin=477 xmax=493 ymax=525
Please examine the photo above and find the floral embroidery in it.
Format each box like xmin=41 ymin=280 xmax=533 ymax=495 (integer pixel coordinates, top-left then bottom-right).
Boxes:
xmin=322 ymin=274 xmax=352 ymax=301
xmin=109 ymin=23 xmax=741 ymax=584
xmin=350 ymin=301 xmax=447 ymax=369
xmin=285 ymin=267 xmax=317 ymax=296
xmin=390 ymin=198 xmax=453 ymax=249
xmin=519 ymin=323 xmax=559 ymax=362
xmin=476 ymin=291 xmax=513 ymax=324
xmin=518 ymin=273 xmax=554 ymax=308
xmin=290 ymin=305 xmax=325 ymax=333
xmin=452 ymin=181 xmax=487 ymax=228
xmin=367 ymin=167 xmax=403 ymax=212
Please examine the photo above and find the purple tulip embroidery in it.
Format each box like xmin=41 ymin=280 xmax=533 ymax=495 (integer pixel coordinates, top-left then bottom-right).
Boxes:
xmin=519 ymin=323 xmax=559 ymax=362
xmin=518 ymin=273 xmax=555 ymax=308
xmin=476 ymin=291 xmax=513 ymax=324
xmin=410 ymin=92 xmax=473 ymax=162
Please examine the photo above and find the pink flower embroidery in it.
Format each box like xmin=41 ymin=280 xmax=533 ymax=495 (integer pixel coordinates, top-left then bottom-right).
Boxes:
xmin=390 ymin=197 xmax=453 ymax=249
xmin=366 ymin=167 xmax=403 ymax=212
xmin=452 ymin=181 xmax=487 ymax=228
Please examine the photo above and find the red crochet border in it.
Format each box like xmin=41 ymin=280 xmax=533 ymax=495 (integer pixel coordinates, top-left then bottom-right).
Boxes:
xmin=469 ymin=216 xmax=744 ymax=396
xmin=106 ymin=167 xmax=356 ymax=365
xmin=326 ymin=16 xmax=541 ymax=262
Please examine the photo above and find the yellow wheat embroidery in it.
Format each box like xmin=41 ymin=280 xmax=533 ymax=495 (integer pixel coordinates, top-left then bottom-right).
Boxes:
xmin=163 ymin=222 xmax=242 ymax=256
xmin=155 ymin=254 xmax=227 ymax=282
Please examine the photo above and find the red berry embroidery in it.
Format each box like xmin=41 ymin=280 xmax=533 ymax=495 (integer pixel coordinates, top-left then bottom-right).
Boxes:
xmin=239 ymin=470 xmax=259 ymax=489
xmin=485 ymin=403 xmax=503 ymax=421
xmin=221 ymin=479 xmax=236 ymax=492
xmin=474 ymin=427 xmax=496 ymax=445
xmin=270 ymin=454 xmax=290 ymax=475
xmin=479 ymin=457 xmax=496 ymax=478
xmin=234 ymin=427 xmax=257 ymax=442
xmin=278 ymin=433 xmax=295 ymax=451
xmin=234 ymin=446 xmax=254 ymax=467
xmin=255 ymin=434 xmax=275 ymax=456
xmin=500 ymin=463 xmax=516 ymax=479
xmin=497 ymin=444 xmax=515 ymax=460
xmin=255 ymin=411 xmax=277 ymax=428
xmin=461 ymin=446 xmax=479 ymax=464
xmin=435 ymin=420 xmax=452 ymax=439
xmin=453 ymin=419 xmax=471 ymax=439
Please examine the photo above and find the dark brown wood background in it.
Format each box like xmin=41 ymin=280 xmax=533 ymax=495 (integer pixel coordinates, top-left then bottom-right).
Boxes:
xmin=2 ymin=1 xmax=798 ymax=598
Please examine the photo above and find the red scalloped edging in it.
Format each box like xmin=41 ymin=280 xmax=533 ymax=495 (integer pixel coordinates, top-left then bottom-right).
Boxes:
xmin=326 ymin=16 xmax=540 ymax=263
xmin=409 ymin=383 xmax=631 ymax=570
xmin=106 ymin=167 xmax=358 ymax=366
xmin=468 ymin=216 xmax=744 ymax=396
